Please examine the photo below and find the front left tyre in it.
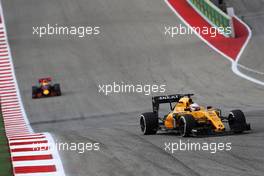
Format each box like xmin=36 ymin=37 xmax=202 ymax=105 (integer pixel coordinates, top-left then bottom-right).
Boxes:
xmin=140 ymin=112 xmax=159 ymax=135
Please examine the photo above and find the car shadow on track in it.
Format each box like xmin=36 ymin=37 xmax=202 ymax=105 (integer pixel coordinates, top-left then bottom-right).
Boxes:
xmin=156 ymin=131 xmax=252 ymax=138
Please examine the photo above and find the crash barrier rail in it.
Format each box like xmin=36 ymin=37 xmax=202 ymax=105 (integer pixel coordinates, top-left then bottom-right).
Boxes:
xmin=187 ymin=0 xmax=235 ymax=37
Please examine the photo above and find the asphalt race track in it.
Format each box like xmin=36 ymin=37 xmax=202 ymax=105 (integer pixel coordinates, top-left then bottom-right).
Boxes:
xmin=2 ymin=0 xmax=264 ymax=175
xmin=226 ymin=0 xmax=264 ymax=81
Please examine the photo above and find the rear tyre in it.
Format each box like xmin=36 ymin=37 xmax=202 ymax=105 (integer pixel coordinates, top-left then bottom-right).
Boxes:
xmin=179 ymin=114 xmax=196 ymax=137
xmin=32 ymin=86 xmax=39 ymax=99
xmin=140 ymin=112 xmax=159 ymax=135
xmin=228 ymin=110 xmax=249 ymax=133
xmin=53 ymin=84 xmax=61 ymax=96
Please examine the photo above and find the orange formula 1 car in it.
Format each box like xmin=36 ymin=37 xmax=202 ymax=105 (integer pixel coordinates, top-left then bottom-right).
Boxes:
xmin=140 ymin=94 xmax=251 ymax=137
xmin=32 ymin=77 xmax=61 ymax=99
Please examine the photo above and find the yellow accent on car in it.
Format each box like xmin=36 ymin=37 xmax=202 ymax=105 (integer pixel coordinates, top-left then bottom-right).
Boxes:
xmin=43 ymin=89 xmax=49 ymax=95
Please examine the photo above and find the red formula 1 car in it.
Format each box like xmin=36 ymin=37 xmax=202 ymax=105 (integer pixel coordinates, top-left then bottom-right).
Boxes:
xmin=32 ymin=77 xmax=61 ymax=99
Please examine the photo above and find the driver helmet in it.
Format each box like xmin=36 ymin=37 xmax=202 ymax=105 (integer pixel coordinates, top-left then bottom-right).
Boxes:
xmin=190 ymin=103 xmax=200 ymax=111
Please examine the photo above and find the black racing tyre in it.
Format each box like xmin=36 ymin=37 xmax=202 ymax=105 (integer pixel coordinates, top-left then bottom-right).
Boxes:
xmin=53 ymin=84 xmax=61 ymax=96
xmin=140 ymin=112 xmax=159 ymax=135
xmin=179 ymin=114 xmax=196 ymax=137
xmin=228 ymin=110 xmax=247 ymax=133
xmin=32 ymin=86 xmax=39 ymax=99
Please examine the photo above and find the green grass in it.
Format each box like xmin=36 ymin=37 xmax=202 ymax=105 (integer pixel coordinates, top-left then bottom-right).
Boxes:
xmin=0 ymin=110 xmax=13 ymax=176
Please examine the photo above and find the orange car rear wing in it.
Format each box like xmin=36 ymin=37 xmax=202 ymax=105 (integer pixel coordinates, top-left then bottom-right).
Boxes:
xmin=152 ymin=94 xmax=194 ymax=113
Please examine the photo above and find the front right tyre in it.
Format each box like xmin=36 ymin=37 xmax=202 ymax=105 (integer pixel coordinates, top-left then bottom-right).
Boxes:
xmin=228 ymin=109 xmax=250 ymax=133
xmin=53 ymin=84 xmax=61 ymax=96
xmin=179 ymin=114 xmax=196 ymax=137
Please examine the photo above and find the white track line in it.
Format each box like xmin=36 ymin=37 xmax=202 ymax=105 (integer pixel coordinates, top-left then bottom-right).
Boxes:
xmin=12 ymin=160 xmax=56 ymax=167
xmin=10 ymin=138 xmax=48 ymax=143
xmin=9 ymin=135 xmax=45 ymax=140
xmin=0 ymin=1 xmax=32 ymax=133
xmin=45 ymin=133 xmax=65 ymax=176
xmin=15 ymin=172 xmax=62 ymax=176
xmin=231 ymin=16 xmax=264 ymax=86
xmin=10 ymin=143 xmax=51 ymax=150
xmin=238 ymin=64 xmax=264 ymax=75
xmin=11 ymin=150 xmax=52 ymax=157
